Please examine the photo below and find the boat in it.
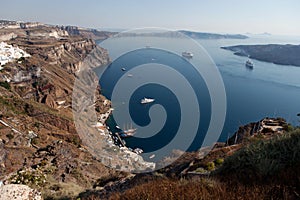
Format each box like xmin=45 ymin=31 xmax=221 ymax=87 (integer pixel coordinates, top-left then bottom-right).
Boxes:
xmin=123 ymin=127 xmax=137 ymax=134
xmin=117 ymin=130 xmax=135 ymax=138
xmin=119 ymin=123 xmax=137 ymax=137
xmin=121 ymin=67 xmax=126 ymax=71
xmin=127 ymin=73 xmax=133 ymax=77
xmin=182 ymin=51 xmax=193 ymax=58
xmin=149 ymin=154 xmax=155 ymax=159
xmin=245 ymin=59 xmax=254 ymax=68
xmin=141 ymin=97 xmax=155 ymax=104
xmin=133 ymin=148 xmax=143 ymax=154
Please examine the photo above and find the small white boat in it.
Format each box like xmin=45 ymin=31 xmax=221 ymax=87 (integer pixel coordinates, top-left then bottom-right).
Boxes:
xmin=141 ymin=97 xmax=155 ymax=104
xmin=182 ymin=51 xmax=193 ymax=58
xmin=149 ymin=154 xmax=155 ymax=159
xmin=133 ymin=148 xmax=144 ymax=154
xmin=245 ymin=59 xmax=254 ymax=68
xmin=123 ymin=128 xmax=137 ymax=135
xmin=121 ymin=67 xmax=126 ymax=71
xmin=127 ymin=74 xmax=133 ymax=77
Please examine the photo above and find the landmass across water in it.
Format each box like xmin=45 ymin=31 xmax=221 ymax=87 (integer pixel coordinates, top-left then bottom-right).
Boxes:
xmin=222 ymin=44 xmax=300 ymax=67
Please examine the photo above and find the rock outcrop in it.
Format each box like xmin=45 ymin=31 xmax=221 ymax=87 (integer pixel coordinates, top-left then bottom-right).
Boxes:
xmin=226 ymin=118 xmax=287 ymax=145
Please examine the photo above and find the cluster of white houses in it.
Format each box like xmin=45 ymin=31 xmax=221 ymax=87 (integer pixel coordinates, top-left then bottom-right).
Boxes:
xmin=0 ymin=42 xmax=30 ymax=68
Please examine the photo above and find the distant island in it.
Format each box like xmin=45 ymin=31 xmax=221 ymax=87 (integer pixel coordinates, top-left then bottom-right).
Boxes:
xmin=117 ymin=30 xmax=248 ymax=39
xmin=179 ymin=30 xmax=248 ymax=39
xmin=222 ymin=44 xmax=300 ymax=67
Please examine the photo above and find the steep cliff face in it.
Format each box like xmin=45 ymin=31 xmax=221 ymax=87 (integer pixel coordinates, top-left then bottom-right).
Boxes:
xmin=0 ymin=32 xmax=110 ymax=133
xmin=25 ymin=28 xmax=69 ymax=38
xmin=2 ymin=33 xmax=110 ymax=112
xmin=0 ymin=24 xmax=121 ymax=199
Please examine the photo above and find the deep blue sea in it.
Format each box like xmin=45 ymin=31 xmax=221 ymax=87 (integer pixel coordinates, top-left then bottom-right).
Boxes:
xmin=96 ymin=35 xmax=300 ymax=158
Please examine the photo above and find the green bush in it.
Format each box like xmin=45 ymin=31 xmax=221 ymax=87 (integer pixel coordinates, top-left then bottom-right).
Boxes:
xmin=283 ymin=123 xmax=294 ymax=132
xmin=195 ymin=167 xmax=208 ymax=173
xmin=215 ymin=158 xmax=224 ymax=166
xmin=0 ymin=81 xmax=10 ymax=90
xmin=10 ymin=169 xmax=46 ymax=187
xmin=218 ymin=129 xmax=300 ymax=177
xmin=206 ymin=162 xmax=215 ymax=171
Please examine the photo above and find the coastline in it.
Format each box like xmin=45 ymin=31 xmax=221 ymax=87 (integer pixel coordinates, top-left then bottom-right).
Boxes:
xmin=221 ymin=44 xmax=300 ymax=67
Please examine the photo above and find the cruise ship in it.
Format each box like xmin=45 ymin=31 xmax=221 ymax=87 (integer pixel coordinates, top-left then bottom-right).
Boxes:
xmin=182 ymin=51 xmax=193 ymax=58
xmin=141 ymin=97 xmax=155 ymax=104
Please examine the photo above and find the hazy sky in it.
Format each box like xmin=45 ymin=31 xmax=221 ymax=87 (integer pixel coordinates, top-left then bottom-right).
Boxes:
xmin=1 ymin=0 xmax=300 ymax=35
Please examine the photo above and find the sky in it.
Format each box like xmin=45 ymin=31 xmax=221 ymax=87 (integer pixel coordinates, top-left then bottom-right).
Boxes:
xmin=1 ymin=0 xmax=300 ymax=36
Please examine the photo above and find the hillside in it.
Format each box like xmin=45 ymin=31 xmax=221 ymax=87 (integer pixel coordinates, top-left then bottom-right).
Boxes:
xmin=115 ymin=30 xmax=248 ymax=39
xmin=81 ymin=126 xmax=300 ymax=200
xmin=179 ymin=30 xmax=248 ymax=39
xmin=0 ymin=22 xmax=128 ymax=199
xmin=78 ymin=118 xmax=300 ymax=200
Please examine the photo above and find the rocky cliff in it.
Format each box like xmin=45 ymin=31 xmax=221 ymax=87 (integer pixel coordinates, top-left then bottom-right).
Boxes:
xmin=0 ymin=24 xmax=125 ymax=199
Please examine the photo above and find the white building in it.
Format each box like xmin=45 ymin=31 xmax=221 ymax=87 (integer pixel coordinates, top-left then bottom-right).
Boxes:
xmin=0 ymin=42 xmax=30 ymax=66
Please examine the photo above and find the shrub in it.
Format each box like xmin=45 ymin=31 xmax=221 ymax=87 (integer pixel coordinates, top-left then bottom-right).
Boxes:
xmin=283 ymin=123 xmax=294 ymax=132
xmin=31 ymin=137 xmax=39 ymax=145
xmin=206 ymin=162 xmax=215 ymax=171
xmin=9 ymin=169 xmax=46 ymax=187
xmin=215 ymin=158 xmax=224 ymax=166
xmin=0 ymin=81 xmax=10 ymax=90
xmin=195 ymin=167 xmax=208 ymax=173
xmin=218 ymin=128 xmax=300 ymax=177
xmin=68 ymin=135 xmax=82 ymax=147
xmin=6 ymin=133 xmax=14 ymax=140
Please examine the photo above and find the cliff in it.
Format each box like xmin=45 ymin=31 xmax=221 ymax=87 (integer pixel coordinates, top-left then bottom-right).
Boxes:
xmin=60 ymin=26 xmax=116 ymax=40
xmin=0 ymin=23 xmax=126 ymax=199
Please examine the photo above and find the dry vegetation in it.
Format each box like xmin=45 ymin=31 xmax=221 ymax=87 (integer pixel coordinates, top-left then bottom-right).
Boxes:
xmin=82 ymin=177 xmax=298 ymax=200
xmin=81 ymin=129 xmax=300 ymax=200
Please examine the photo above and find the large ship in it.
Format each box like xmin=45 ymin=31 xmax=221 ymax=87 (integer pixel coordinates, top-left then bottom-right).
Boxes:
xmin=182 ymin=51 xmax=193 ymax=58
xmin=141 ymin=97 xmax=155 ymax=104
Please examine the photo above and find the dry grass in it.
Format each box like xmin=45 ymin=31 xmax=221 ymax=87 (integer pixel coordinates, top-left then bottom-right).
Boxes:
xmin=81 ymin=129 xmax=300 ymax=200
xmin=42 ymin=180 xmax=85 ymax=200
xmin=81 ymin=177 xmax=298 ymax=200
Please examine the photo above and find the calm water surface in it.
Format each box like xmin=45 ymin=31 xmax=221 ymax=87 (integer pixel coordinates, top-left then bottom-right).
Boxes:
xmin=97 ymin=35 xmax=300 ymax=153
